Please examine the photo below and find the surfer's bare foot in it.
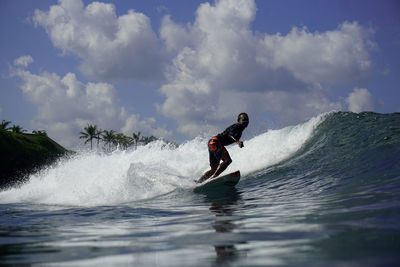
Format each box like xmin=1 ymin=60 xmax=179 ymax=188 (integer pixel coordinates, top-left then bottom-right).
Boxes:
xmin=210 ymin=174 xmax=218 ymax=179
xmin=195 ymin=177 xmax=207 ymax=183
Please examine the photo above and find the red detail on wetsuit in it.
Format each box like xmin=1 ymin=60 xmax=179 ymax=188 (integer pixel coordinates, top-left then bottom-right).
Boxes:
xmin=209 ymin=137 xmax=219 ymax=151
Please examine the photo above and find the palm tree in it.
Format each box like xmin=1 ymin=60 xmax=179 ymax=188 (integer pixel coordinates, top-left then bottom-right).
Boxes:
xmin=102 ymin=130 xmax=116 ymax=151
xmin=11 ymin=125 xmax=25 ymax=133
xmin=132 ymin=131 xmax=142 ymax=149
xmin=79 ymin=124 xmax=98 ymax=150
xmin=115 ymin=133 xmax=133 ymax=150
xmin=0 ymin=120 xmax=12 ymax=131
xmin=95 ymin=128 xmax=103 ymax=148
xmin=141 ymin=135 xmax=158 ymax=145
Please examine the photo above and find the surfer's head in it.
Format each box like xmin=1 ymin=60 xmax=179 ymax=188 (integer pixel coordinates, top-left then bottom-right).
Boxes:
xmin=237 ymin=113 xmax=249 ymax=128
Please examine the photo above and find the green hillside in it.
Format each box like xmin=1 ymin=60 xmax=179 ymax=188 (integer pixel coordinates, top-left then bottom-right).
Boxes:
xmin=0 ymin=130 xmax=70 ymax=188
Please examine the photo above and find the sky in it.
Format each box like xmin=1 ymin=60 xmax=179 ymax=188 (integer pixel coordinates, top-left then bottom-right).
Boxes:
xmin=1 ymin=0 xmax=399 ymax=148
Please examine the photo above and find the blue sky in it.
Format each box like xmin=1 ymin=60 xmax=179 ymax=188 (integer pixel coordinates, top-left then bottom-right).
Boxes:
xmin=1 ymin=0 xmax=399 ymax=148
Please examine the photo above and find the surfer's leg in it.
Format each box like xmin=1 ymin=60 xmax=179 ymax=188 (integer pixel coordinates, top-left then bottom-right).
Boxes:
xmin=211 ymin=148 xmax=232 ymax=178
xmin=197 ymin=163 xmax=218 ymax=183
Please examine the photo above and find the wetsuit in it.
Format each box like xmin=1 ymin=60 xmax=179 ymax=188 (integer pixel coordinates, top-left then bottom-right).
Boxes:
xmin=208 ymin=123 xmax=246 ymax=164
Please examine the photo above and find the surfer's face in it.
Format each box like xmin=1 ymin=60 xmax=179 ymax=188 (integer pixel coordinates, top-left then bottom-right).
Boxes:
xmin=238 ymin=115 xmax=249 ymax=128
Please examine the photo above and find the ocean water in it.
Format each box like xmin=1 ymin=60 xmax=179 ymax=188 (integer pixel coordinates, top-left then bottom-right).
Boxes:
xmin=1 ymin=111 xmax=399 ymax=266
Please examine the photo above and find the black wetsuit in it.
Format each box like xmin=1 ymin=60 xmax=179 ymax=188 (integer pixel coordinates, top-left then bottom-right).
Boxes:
xmin=217 ymin=123 xmax=246 ymax=146
xmin=208 ymin=123 xmax=246 ymax=164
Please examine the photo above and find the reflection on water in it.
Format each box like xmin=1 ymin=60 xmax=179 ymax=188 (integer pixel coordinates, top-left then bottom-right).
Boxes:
xmin=202 ymin=187 xmax=247 ymax=264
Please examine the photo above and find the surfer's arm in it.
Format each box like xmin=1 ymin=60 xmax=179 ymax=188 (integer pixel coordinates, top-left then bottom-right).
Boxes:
xmin=229 ymin=135 xmax=244 ymax=148
xmin=228 ymin=135 xmax=237 ymax=142
xmin=237 ymin=141 xmax=244 ymax=148
xmin=224 ymin=124 xmax=244 ymax=147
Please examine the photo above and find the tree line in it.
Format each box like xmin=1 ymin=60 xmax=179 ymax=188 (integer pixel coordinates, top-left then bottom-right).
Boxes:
xmin=1 ymin=120 xmax=47 ymax=136
xmin=1 ymin=120 xmax=173 ymax=151
xmin=79 ymin=123 xmax=175 ymax=151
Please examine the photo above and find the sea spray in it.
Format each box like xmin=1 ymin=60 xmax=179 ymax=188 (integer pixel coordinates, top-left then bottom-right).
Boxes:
xmin=231 ymin=113 xmax=328 ymax=175
xmin=1 ymin=111 xmax=399 ymax=266
xmin=0 ymin=113 xmax=328 ymax=206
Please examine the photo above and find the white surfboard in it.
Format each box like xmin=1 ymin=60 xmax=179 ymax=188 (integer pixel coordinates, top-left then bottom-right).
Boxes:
xmin=194 ymin=170 xmax=240 ymax=192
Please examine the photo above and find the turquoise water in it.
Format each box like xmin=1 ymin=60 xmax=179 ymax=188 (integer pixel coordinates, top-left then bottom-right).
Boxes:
xmin=1 ymin=112 xmax=399 ymax=266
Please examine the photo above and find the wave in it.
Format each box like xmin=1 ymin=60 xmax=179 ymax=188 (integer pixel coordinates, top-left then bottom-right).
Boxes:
xmin=0 ymin=113 xmax=328 ymax=206
xmin=253 ymin=111 xmax=400 ymax=199
xmin=1 ymin=111 xmax=398 ymax=207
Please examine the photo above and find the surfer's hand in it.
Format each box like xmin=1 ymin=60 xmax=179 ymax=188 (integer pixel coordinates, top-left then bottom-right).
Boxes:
xmin=237 ymin=141 xmax=244 ymax=148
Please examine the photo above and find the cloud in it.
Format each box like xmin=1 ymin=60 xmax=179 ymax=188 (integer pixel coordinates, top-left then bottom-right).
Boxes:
xmin=30 ymin=0 xmax=376 ymax=139
xmin=33 ymin=0 xmax=164 ymax=82
xmin=11 ymin=58 xmax=171 ymax=148
xmin=260 ymin=22 xmax=375 ymax=84
xmin=121 ymin=113 xmax=171 ymax=139
xmin=158 ymin=0 xmax=374 ymax=137
xmin=346 ymin=88 xmax=377 ymax=113
xmin=13 ymin=55 xmax=34 ymax=67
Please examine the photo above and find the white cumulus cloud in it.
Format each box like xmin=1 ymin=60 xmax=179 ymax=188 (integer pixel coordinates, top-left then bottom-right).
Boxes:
xmin=30 ymin=0 xmax=377 ymax=139
xmin=12 ymin=58 xmax=171 ymax=148
xmin=260 ymin=22 xmax=374 ymax=84
xmin=346 ymin=88 xmax=377 ymax=113
xmin=13 ymin=55 xmax=34 ymax=67
xmin=33 ymin=0 xmax=165 ymax=82
xmin=158 ymin=0 xmax=373 ymax=137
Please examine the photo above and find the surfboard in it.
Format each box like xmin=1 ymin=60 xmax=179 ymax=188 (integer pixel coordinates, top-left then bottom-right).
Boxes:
xmin=194 ymin=170 xmax=240 ymax=192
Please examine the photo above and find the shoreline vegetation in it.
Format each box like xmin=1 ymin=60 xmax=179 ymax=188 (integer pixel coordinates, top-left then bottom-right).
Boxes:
xmin=0 ymin=120 xmax=70 ymax=188
xmin=0 ymin=120 xmax=176 ymax=188
xmin=79 ymin=123 xmax=178 ymax=152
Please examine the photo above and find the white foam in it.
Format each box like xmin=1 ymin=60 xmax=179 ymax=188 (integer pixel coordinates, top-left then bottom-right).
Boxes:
xmin=0 ymin=113 xmax=327 ymax=206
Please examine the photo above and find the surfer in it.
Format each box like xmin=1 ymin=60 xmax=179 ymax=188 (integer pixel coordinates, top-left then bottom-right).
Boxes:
xmin=196 ymin=113 xmax=249 ymax=183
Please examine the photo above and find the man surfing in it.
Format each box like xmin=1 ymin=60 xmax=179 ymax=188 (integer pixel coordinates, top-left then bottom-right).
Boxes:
xmin=196 ymin=113 xmax=249 ymax=183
